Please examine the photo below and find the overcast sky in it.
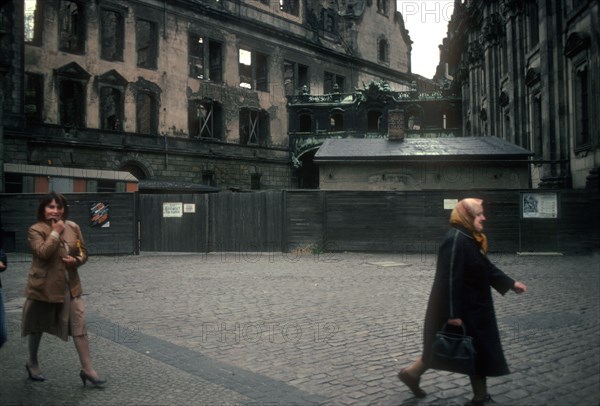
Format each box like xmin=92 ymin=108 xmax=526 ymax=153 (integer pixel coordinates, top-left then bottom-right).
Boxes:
xmin=397 ymin=1 xmax=455 ymax=78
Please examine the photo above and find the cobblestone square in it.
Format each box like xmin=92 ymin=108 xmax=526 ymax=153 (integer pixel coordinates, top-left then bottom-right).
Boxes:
xmin=1 ymin=251 xmax=598 ymax=405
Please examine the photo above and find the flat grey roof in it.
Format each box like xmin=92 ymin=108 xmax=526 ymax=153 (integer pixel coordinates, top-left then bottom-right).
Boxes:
xmin=314 ymin=136 xmax=533 ymax=162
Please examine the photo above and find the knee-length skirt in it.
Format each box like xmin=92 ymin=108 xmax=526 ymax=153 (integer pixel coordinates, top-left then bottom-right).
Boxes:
xmin=21 ymin=284 xmax=86 ymax=341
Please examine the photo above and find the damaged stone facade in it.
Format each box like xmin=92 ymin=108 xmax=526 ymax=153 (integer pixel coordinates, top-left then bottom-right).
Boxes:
xmin=0 ymin=0 xmax=415 ymax=192
xmin=437 ymin=0 xmax=600 ymax=191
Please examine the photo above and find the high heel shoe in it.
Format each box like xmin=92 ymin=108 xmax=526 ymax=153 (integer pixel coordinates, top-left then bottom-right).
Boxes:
xmin=79 ymin=370 xmax=106 ymax=387
xmin=25 ymin=364 xmax=46 ymax=382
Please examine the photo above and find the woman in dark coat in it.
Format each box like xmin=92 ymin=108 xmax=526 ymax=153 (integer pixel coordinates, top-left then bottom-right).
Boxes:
xmin=398 ymin=198 xmax=527 ymax=406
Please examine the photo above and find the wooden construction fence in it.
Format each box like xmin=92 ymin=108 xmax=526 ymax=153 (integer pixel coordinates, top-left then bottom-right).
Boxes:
xmin=1 ymin=190 xmax=598 ymax=255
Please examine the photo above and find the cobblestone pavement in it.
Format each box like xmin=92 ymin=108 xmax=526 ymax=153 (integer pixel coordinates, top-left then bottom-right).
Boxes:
xmin=0 ymin=251 xmax=598 ymax=405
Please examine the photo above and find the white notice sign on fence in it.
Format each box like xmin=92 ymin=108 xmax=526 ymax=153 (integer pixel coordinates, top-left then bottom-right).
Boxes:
xmin=163 ymin=202 xmax=183 ymax=218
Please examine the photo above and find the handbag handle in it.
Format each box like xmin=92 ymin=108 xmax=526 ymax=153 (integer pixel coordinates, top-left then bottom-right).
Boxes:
xmin=440 ymin=322 xmax=468 ymax=336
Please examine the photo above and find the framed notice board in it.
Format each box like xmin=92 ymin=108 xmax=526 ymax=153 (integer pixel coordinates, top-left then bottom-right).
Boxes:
xmin=520 ymin=192 xmax=559 ymax=219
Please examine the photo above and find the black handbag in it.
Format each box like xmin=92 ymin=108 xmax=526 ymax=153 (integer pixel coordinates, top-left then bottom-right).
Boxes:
xmin=428 ymin=322 xmax=476 ymax=375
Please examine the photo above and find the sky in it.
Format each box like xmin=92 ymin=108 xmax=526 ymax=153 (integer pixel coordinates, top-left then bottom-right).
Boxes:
xmin=397 ymin=1 xmax=455 ymax=78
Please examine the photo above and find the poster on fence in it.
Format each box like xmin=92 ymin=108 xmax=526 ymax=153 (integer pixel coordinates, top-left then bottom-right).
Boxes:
xmin=90 ymin=202 xmax=110 ymax=227
xmin=521 ymin=192 xmax=559 ymax=219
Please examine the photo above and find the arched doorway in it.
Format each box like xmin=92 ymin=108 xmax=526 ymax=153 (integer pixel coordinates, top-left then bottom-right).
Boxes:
xmin=298 ymin=148 xmax=319 ymax=189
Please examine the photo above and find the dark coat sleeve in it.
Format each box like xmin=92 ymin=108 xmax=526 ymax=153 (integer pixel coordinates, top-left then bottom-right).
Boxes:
xmin=485 ymin=256 xmax=515 ymax=295
xmin=0 ymin=248 xmax=6 ymax=270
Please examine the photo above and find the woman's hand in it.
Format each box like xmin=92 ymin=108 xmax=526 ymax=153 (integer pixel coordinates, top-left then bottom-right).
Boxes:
xmin=52 ymin=219 xmax=65 ymax=234
xmin=447 ymin=318 xmax=463 ymax=326
xmin=61 ymin=255 xmax=78 ymax=266
xmin=513 ymin=281 xmax=527 ymax=293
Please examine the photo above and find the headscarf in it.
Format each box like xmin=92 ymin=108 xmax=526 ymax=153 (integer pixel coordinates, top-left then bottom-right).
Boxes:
xmin=450 ymin=198 xmax=488 ymax=253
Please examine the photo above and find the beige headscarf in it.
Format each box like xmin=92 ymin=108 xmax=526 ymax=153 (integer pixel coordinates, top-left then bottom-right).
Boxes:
xmin=450 ymin=198 xmax=488 ymax=253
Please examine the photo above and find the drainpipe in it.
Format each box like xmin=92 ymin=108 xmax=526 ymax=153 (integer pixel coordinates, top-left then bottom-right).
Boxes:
xmin=164 ymin=132 xmax=169 ymax=168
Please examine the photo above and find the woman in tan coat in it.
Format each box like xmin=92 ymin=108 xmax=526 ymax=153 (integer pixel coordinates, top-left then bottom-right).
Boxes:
xmin=22 ymin=192 xmax=105 ymax=386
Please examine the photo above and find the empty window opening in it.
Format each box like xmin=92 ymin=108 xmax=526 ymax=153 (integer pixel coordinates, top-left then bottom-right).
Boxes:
xmin=100 ymin=87 xmax=123 ymax=131
xmin=137 ymin=92 xmax=158 ymax=134
xmin=202 ymin=170 xmax=215 ymax=186
xmin=378 ymin=39 xmax=389 ymax=62
xmin=240 ymin=108 xmax=269 ymax=146
xmin=367 ymin=110 xmax=382 ymax=131
xmin=575 ymin=65 xmax=590 ymax=149
xmin=251 ymin=173 xmax=262 ymax=190
xmin=330 ymin=111 xmax=344 ymax=131
xmin=299 ymin=113 xmax=312 ymax=132
xmin=189 ymin=99 xmax=222 ymax=139
xmin=24 ymin=0 xmax=42 ymax=45
xmin=322 ymin=9 xmax=336 ymax=33
xmin=239 ymin=48 xmax=269 ymax=91
xmin=59 ymin=80 xmax=85 ymax=127
xmin=284 ymin=61 xmax=309 ymax=96
xmin=136 ymin=19 xmax=158 ymax=69
xmin=324 ymin=72 xmax=345 ymax=94
xmin=59 ymin=0 xmax=85 ymax=54
xmin=101 ymin=9 xmax=124 ymax=61
xmin=377 ymin=0 xmax=388 ymax=14
xmin=189 ymin=34 xmax=223 ymax=82
xmin=280 ymin=0 xmax=299 ymax=15
xmin=25 ymin=73 xmax=44 ymax=124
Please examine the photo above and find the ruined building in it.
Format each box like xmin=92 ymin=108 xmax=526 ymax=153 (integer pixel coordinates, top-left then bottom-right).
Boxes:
xmin=0 ymin=0 xmax=415 ymax=193
xmin=436 ymin=0 xmax=599 ymax=190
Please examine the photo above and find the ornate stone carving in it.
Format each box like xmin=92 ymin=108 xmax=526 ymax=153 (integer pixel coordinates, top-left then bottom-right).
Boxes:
xmin=482 ymin=13 xmax=505 ymax=45
xmin=524 ymin=67 xmax=540 ymax=86
xmin=499 ymin=90 xmax=509 ymax=107
xmin=564 ymin=32 xmax=591 ymax=58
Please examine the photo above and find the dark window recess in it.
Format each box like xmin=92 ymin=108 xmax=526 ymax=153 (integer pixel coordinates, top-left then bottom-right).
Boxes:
xmin=137 ymin=19 xmax=158 ymax=69
xmin=527 ymin=2 xmax=539 ymax=48
xmin=209 ymin=41 xmax=223 ymax=82
xmin=322 ymin=9 xmax=336 ymax=33
xmin=330 ymin=111 xmax=344 ymax=131
xmin=100 ymin=87 xmax=123 ymax=131
xmin=202 ymin=170 xmax=215 ymax=187
xmin=284 ymin=61 xmax=309 ymax=96
xmin=251 ymin=173 xmax=262 ymax=190
xmin=367 ymin=111 xmax=382 ymax=131
xmin=59 ymin=0 xmax=85 ymax=54
xmin=575 ymin=66 xmax=590 ymax=149
xmin=377 ymin=0 xmax=388 ymax=14
xmin=136 ymin=92 xmax=158 ymax=134
xmin=97 ymin=179 xmax=116 ymax=192
xmin=101 ymin=9 xmax=124 ymax=61
xmin=25 ymin=73 xmax=44 ymax=124
xmin=324 ymin=71 xmax=345 ymax=93
xmin=189 ymin=35 xmax=223 ymax=82
xmin=59 ymin=80 xmax=85 ymax=127
xmin=240 ymin=108 xmax=269 ymax=146
xmin=532 ymin=96 xmax=543 ymax=158
xmin=189 ymin=99 xmax=223 ymax=139
xmin=299 ymin=113 xmax=312 ymax=132
xmin=189 ymin=34 xmax=205 ymax=79
xmin=280 ymin=0 xmax=299 ymax=16
xmin=378 ymin=39 xmax=388 ymax=62
xmin=4 ymin=173 xmax=23 ymax=193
